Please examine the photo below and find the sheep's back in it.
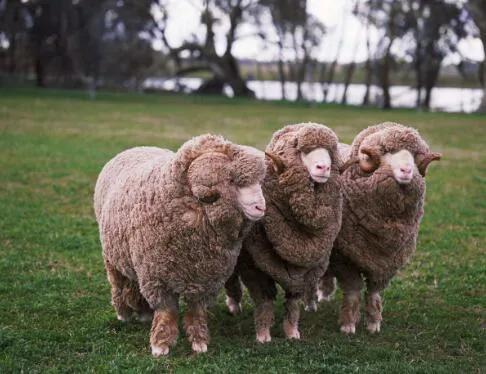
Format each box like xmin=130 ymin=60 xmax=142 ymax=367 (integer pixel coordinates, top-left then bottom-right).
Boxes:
xmin=94 ymin=147 xmax=173 ymax=221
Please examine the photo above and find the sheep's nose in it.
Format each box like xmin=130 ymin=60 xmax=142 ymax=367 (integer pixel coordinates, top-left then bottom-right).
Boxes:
xmin=400 ymin=166 xmax=412 ymax=174
xmin=316 ymin=163 xmax=330 ymax=172
xmin=254 ymin=204 xmax=265 ymax=213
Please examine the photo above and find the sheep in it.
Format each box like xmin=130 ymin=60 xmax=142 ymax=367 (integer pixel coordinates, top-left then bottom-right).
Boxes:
xmin=225 ymin=123 xmax=343 ymax=342
xmin=316 ymin=122 xmax=441 ymax=334
xmin=94 ymin=134 xmax=266 ymax=356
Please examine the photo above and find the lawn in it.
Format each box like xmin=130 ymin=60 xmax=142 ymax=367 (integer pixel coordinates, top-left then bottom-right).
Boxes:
xmin=0 ymin=88 xmax=484 ymax=373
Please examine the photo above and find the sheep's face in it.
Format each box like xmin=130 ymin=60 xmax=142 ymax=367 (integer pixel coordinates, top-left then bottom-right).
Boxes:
xmin=236 ymin=183 xmax=266 ymax=221
xmin=300 ymin=148 xmax=332 ymax=183
xmin=382 ymin=150 xmax=415 ymax=184
xmin=358 ymin=146 xmax=441 ymax=182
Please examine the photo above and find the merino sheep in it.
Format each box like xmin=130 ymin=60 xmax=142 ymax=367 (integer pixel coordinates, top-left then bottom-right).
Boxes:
xmin=94 ymin=135 xmax=266 ymax=356
xmin=317 ymin=122 xmax=441 ymax=334
xmin=225 ymin=123 xmax=343 ymax=342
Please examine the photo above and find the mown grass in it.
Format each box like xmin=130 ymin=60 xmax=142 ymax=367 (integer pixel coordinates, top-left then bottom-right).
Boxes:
xmin=0 ymin=87 xmax=485 ymax=373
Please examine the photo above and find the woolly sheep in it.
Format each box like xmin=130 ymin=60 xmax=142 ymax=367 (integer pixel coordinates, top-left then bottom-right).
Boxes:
xmin=94 ymin=135 xmax=266 ymax=356
xmin=317 ymin=122 xmax=441 ymax=334
xmin=225 ymin=123 xmax=343 ymax=342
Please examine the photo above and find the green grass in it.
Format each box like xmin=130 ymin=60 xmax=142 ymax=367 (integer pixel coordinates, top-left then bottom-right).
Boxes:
xmin=0 ymin=87 xmax=485 ymax=373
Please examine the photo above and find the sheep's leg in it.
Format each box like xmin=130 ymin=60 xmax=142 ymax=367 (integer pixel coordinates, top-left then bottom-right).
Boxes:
xmin=303 ymin=265 xmax=324 ymax=312
xmin=304 ymin=265 xmax=333 ymax=311
xmin=241 ymin=270 xmax=277 ymax=344
xmin=335 ymin=266 xmax=364 ymax=334
xmin=134 ymin=296 xmax=153 ymax=322
xmin=120 ymin=278 xmax=153 ymax=322
xmin=283 ymin=292 xmax=302 ymax=340
xmin=149 ymin=294 xmax=179 ymax=357
xmin=365 ymin=291 xmax=382 ymax=333
xmin=183 ymin=301 xmax=209 ymax=354
xmin=317 ymin=271 xmax=337 ymax=302
xmin=237 ymin=249 xmax=277 ymax=343
xmin=365 ymin=279 xmax=386 ymax=333
xmin=304 ymin=281 xmax=319 ymax=312
xmin=254 ymin=298 xmax=275 ymax=343
xmin=339 ymin=290 xmax=361 ymax=334
xmin=105 ymin=261 xmax=137 ymax=321
xmin=224 ymin=272 xmax=243 ymax=315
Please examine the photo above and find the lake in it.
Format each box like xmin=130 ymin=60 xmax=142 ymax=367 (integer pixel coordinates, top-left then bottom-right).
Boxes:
xmin=144 ymin=77 xmax=483 ymax=113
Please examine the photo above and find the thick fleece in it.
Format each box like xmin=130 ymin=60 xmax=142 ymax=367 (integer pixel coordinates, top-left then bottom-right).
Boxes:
xmin=94 ymin=134 xmax=266 ymax=355
xmin=227 ymin=123 xmax=343 ymax=340
xmin=325 ymin=122 xmax=440 ymax=333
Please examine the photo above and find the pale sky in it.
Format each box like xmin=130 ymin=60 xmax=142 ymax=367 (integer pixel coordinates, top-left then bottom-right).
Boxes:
xmin=152 ymin=0 xmax=484 ymax=64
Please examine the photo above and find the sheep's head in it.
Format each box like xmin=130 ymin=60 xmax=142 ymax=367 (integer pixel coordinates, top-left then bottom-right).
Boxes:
xmin=265 ymin=123 xmax=339 ymax=184
xmin=187 ymin=147 xmax=266 ymax=221
xmin=354 ymin=125 xmax=441 ymax=184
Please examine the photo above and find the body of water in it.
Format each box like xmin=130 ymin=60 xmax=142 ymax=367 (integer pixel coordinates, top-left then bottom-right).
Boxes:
xmin=144 ymin=77 xmax=483 ymax=113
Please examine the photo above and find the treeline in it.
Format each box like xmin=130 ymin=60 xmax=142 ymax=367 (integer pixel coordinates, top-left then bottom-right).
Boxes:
xmin=0 ymin=0 xmax=160 ymax=95
xmin=1 ymin=0 xmax=485 ymax=110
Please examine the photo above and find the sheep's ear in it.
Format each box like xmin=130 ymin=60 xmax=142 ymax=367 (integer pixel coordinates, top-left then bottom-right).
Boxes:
xmin=359 ymin=146 xmax=381 ymax=173
xmin=265 ymin=152 xmax=285 ymax=174
xmin=417 ymin=152 xmax=441 ymax=177
xmin=192 ymin=185 xmax=221 ymax=204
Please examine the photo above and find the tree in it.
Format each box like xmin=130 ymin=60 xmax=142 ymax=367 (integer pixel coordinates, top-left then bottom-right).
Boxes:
xmin=258 ymin=0 xmax=307 ymax=101
xmin=341 ymin=0 xmax=362 ymax=105
xmin=153 ymin=0 xmax=257 ymax=97
xmin=405 ymin=0 xmax=471 ymax=110
xmin=364 ymin=0 xmax=411 ymax=109
xmin=322 ymin=4 xmax=348 ymax=103
xmin=467 ymin=0 xmax=486 ymax=112
xmin=0 ymin=0 xmax=156 ymax=91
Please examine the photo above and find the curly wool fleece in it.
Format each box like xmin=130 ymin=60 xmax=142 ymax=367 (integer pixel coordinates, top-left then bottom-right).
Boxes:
xmin=333 ymin=122 xmax=433 ymax=290
xmin=94 ymin=134 xmax=266 ymax=310
xmin=240 ymin=123 xmax=343 ymax=296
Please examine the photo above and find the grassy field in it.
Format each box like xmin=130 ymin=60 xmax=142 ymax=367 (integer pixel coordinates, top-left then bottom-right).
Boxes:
xmin=0 ymin=88 xmax=485 ymax=373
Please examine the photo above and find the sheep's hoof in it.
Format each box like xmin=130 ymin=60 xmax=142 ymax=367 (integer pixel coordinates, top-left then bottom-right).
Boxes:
xmin=226 ymin=296 xmax=242 ymax=316
xmin=137 ymin=313 xmax=153 ymax=322
xmin=340 ymin=324 xmax=356 ymax=334
xmin=304 ymin=301 xmax=317 ymax=312
xmin=151 ymin=344 xmax=170 ymax=357
xmin=256 ymin=328 xmax=272 ymax=343
xmin=317 ymin=289 xmax=333 ymax=303
xmin=117 ymin=314 xmax=130 ymax=322
xmin=192 ymin=341 xmax=208 ymax=353
xmin=367 ymin=321 xmax=381 ymax=333
xmin=283 ymin=322 xmax=301 ymax=340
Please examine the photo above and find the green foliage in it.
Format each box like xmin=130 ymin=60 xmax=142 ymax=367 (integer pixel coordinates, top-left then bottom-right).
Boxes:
xmin=0 ymin=88 xmax=484 ymax=372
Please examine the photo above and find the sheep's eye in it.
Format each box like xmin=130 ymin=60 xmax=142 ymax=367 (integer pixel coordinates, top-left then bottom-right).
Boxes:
xmin=198 ymin=192 xmax=220 ymax=204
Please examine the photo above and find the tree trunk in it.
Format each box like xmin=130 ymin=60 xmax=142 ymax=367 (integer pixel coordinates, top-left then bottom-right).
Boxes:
xmin=414 ymin=39 xmax=423 ymax=108
xmin=323 ymin=2 xmax=347 ymax=103
xmin=341 ymin=62 xmax=356 ymax=105
xmin=379 ymin=44 xmax=394 ymax=110
xmin=219 ymin=53 xmax=254 ymax=98
xmin=323 ymin=60 xmax=338 ymax=103
xmin=8 ymin=34 xmax=16 ymax=74
xmin=362 ymin=3 xmax=372 ymax=106
xmin=296 ymin=57 xmax=308 ymax=102
xmin=466 ymin=0 xmax=486 ymax=112
xmin=35 ymin=56 xmax=45 ymax=87
xmin=422 ymin=60 xmax=441 ymax=111
xmin=362 ymin=58 xmax=372 ymax=106
xmin=277 ymin=55 xmax=286 ymax=100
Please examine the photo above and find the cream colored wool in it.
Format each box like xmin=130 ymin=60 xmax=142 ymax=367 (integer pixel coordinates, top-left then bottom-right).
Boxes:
xmin=94 ymin=134 xmax=266 ymax=355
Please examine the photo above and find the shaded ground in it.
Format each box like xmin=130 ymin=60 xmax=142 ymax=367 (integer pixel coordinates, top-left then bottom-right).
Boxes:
xmin=0 ymin=88 xmax=484 ymax=372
